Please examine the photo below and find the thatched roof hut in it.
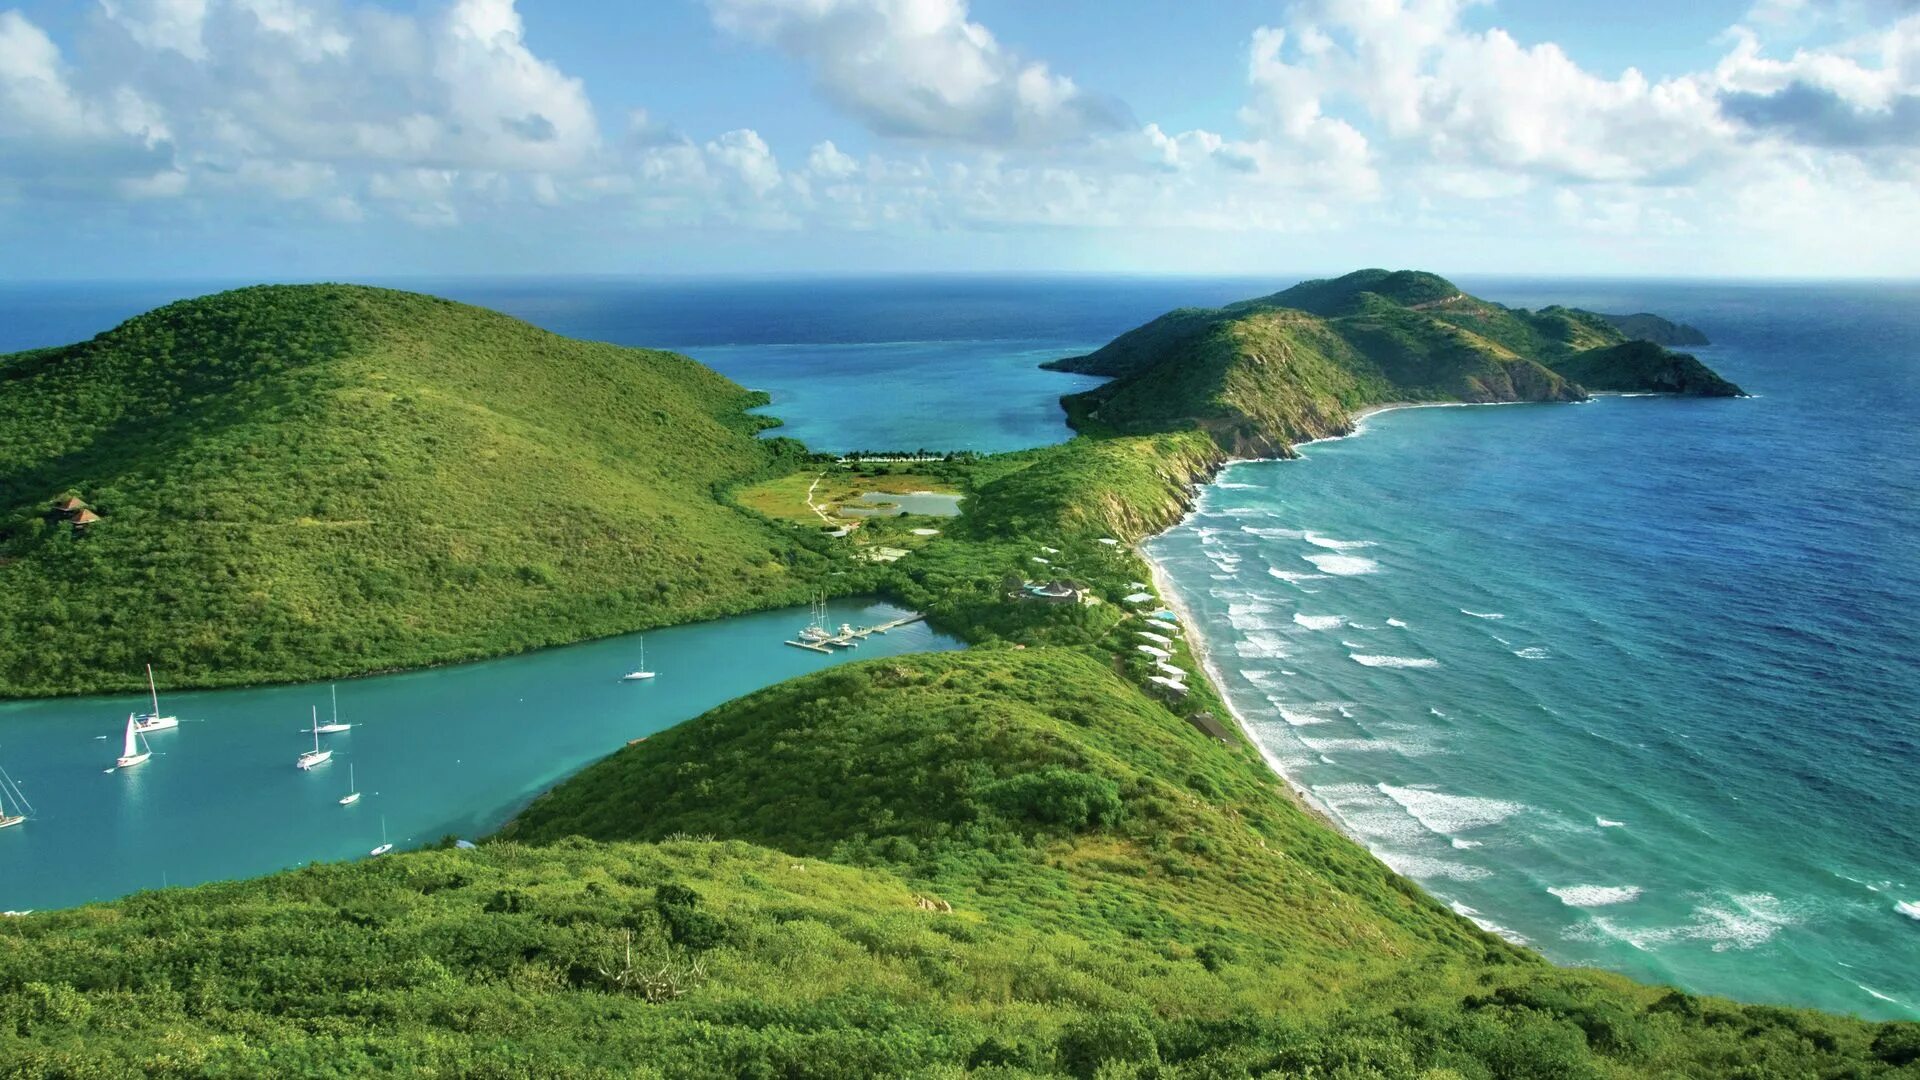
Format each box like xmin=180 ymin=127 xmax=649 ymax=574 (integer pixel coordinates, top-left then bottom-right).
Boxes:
xmin=53 ymin=496 xmax=86 ymax=514
xmin=71 ymin=509 xmax=101 ymax=527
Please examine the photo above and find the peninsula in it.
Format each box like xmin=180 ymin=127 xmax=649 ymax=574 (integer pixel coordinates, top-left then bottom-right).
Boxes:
xmin=2 ymin=278 xmax=1912 ymax=1077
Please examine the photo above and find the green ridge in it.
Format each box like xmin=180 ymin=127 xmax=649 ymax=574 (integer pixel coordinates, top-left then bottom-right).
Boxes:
xmin=0 ymin=285 xmax=827 ymax=696
xmin=1046 ymin=270 xmax=1743 ymax=456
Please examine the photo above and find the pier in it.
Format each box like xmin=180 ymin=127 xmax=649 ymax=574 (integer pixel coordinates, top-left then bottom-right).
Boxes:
xmin=784 ymin=612 xmax=926 ymax=652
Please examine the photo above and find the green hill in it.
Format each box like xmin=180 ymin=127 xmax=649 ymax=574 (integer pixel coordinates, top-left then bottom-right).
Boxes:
xmin=5 ymin=649 xmax=1912 ymax=1076
xmin=0 ymin=285 xmax=829 ymax=696
xmin=1046 ymin=270 xmax=1742 ymax=455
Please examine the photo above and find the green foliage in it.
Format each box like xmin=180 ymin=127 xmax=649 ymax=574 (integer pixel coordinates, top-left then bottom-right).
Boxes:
xmin=0 ymin=285 xmax=838 ymax=696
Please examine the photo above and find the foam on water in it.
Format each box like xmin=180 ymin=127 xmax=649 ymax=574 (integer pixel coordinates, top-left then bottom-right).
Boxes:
xmin=1305 ymin=552 xmax=1380 ymax=576
xmin=1596 ymin=817 xmax=1626 ymax=828
xmin=1461 ymin=609 xmax=1505 ymax=620
xmin=1513 ymin=647 xmax=1551 ymax=660
xmin=1386 ymin=618 xmax=1409 ymax=628
xmin=1304 ymin=532 xmax=1376 ymax=551
xmin=1292 ymin=613 xmax=1346 ymax=630
xmin=1267 ymin=567 xmax=1328 ymax=583
xmin=1898 ymin=900 xmax=1920 ymax=921
xmin=1379 ymin=783 xmax=1529 ymax=834
xmin=1350 ymin=653 xmax=1440 ymax=669
xmin=1550 ymin=885 xmax=1645 ymax=908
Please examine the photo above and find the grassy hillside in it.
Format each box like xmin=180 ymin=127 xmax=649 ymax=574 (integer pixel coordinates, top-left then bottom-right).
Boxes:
xmin=0 ymin=286 xmax=832 ymax=696
xmin=6 ymin=649 xmax=1913 ymax=1076
xmin=1046 ymin=270 xmax=1741 ymax=455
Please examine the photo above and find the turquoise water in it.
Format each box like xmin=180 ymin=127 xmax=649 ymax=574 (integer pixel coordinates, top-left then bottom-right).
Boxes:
xmin=1147 ymin=293 xmax=1920 ymax=1020
xmin=0 ymin=599 xmax=955 ymax=911
xmin=696 ymin=340 xmax=1107 ymax=454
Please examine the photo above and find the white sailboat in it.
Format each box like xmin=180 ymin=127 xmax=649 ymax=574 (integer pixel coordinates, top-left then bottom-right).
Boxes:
xmin=296 ymin=708 xmax=333 ymax=770
xmin=799 ymin=596 xmax=834 ymax=642
xmin=115 ymin=714 xmax=151 ymax=769
xmin=131 ymin=664 xmax=178 ymax=734
xmin=339 ymin=762 xmax=361 ymax=806
xmin=0 ymin=760 xmax=34 ymax=829
xmin=369 ymin=815 xmax=393 ymax=856
xmin=313 ymin=684 xmax=351 ymax=733
xmin=620 ymin=637 xmax=656 ymax=681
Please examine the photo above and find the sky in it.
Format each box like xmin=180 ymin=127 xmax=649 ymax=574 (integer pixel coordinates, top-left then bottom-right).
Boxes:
xmin=2 ymin=0 xmax=1918 ymax=280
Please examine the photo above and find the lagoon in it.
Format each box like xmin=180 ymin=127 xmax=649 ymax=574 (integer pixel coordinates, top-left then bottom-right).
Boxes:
xmin=1 ymin=598 xmax=956 ymax=912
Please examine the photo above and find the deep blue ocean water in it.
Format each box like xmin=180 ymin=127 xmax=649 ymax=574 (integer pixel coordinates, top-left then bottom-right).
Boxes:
xmin=3 ymin=275 xmax=1916 ymax=1018
xmin=1148 ymin=281 xmax=1920 ymax=1020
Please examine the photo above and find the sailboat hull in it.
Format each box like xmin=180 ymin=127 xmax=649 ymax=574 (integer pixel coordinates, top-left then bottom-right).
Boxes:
xmin=369 ymin=843 xmax=393 ymax=856
xmin=0 ymin=815 xmax=23 ymax=829
xmin=115 ymin=752 xmax=151 ymax=768
xmin=312 ymin=723 xmax=351 ymax=733
xmin=296 ymin=750 xmax=333 ymax=770
xmin=620 ymin=672 xmax=656 ymax=681
xmin=339 ymin=792 xmax=361 ymax=805
xmin=132 ymin=715 xmax=179 ymax=733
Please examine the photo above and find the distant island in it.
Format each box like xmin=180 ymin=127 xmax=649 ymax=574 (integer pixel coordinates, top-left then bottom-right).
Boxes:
xmin=1045 ymin=269 xmax=1741 ymax=457
xmin=7 ymin=276 xmax=1906 ymax=1078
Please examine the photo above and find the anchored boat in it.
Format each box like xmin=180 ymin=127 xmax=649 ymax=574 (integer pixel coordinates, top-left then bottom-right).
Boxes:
xmin=130 ymin=664 xmax=178 ymax=734
xmin=296 ymin=708 xmax=333 ymax=770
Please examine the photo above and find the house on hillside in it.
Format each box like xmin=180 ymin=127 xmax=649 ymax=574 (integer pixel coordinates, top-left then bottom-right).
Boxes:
xmin=52 ymin=496 xmax=87 ymax=515
xmin=1018 ymin=579 xmax=1085 ymax=605
xmin=70 ymin=509 xmax=101 ymax=531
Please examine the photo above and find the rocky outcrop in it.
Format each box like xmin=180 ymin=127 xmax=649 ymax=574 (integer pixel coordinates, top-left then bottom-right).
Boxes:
xmin=1596 ymin=312 xmax=1711 ymax=347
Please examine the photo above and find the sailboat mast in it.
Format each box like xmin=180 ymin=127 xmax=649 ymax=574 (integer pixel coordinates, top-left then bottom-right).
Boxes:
xmin=331 ymin=684 xmax=339 ymax=726
xmin=146 ymin=664 xmax=160 ymax=716
xmin=312 ymin=707 xmax=321 ymax=752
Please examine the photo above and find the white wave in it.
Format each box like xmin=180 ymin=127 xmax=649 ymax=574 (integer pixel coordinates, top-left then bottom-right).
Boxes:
xmin=1238 ymin=668 xmax=1277 ymax=685
xmin=1428 ymin=707 xmax=1449 ymax=719
xmin=1235 ymin=633 xmax=1291 ymax=659
xmin=1461 ymin=609 xmax=1505 ymax=620
xmin=1513 ymin=647 xmax=1551 ymax=660
xmin=1386 ymin=618 xmax=1409 ymax=628
xmin=1451 ymin=838 xmax=1481 ymax=849
xmin=1450 ymin=900 xmax=1528 ymax=941
xmin=1857 ymin=984 xmax=1908 ymax=1006
xmin=1381 ymin=852 xmax=1492 ymax=882
xmin=1242 ymin=525 xmax=1305 ymax=539
xmin=1305 ymin=553 xmax=1380 ymax=576
xmin=1268 ymin=567 xmax=1328 ymax=583
xmin=1350 ymin=653 xmax=1440 ymax=669
xmin=1349 ymin=622 xmax=1380 ymax=630
xmin=1209 ymin=573 xmax=1234 ymax=581
xmin=1596 ymin=817 xmax=1626 ymax=828
xmin=1341 ymin=639 xmax=1365 ymax=649
xmin=1228 ymin=612 xmax=1287 ymax=632
xmin=1588 ymin=892 xmax=1800 ymax=953
xmin=1227 ymin=599 xmax=1278 ymax=616
xmin=1898 ymin=900 xmax=1920 ymax=921
xmin=1292 ymin=613 xmax=1345 ymax=630
xmin=1281 ymin=669 xmax=1298 ymax=676
xmin=1217 ymin=506 xmax=1271 ymax=518
xmin=1378 ymin=784 xmax=1528 ymax=834
xmin=1304 ymin=531 xmax=1377 ymax=551
xmin=1217 ymin=482 xmax=1260 ymax=490
xmin=1300 ymin=736 xmax=1435 ymax=756
xmin=1550 ymin=885 xmax=1644 ymax=908
xmin=1277 ymin=706 xmax=1335 ymax=727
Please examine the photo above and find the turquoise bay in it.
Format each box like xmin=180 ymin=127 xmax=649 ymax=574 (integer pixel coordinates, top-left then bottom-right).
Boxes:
xmin=4 ymin=600 xmax=955 ymax=911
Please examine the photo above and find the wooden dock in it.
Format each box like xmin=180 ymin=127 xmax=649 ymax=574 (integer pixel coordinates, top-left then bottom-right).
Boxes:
xmin=784 ymin=612 xmax=925 ymax=653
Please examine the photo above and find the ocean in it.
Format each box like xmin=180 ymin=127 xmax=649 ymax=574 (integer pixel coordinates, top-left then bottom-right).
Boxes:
xmin=2 ymin=275 xmax=1916 ymax=1018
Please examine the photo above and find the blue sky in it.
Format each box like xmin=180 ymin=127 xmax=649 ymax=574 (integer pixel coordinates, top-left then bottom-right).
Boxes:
xmin=2 ymin=0 xmax=1917 ymax=279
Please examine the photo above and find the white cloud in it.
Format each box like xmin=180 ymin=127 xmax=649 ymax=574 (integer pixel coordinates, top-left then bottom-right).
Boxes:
xmin=706 ymin=0 xmax=1131 ymax=146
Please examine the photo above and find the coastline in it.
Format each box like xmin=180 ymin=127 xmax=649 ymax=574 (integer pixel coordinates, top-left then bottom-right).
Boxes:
xmin=1137 ymin=475 xmax=1345 ymax=833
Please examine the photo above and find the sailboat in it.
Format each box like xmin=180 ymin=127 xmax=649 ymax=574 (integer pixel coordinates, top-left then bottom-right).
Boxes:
xmin=0 ymin=760 xmax=34 ymax=829
xmin=338 ymin=762 xmax=361 ymax=806
xmin=115 ymin=714 xmax=151 ymax=769
xmin=799 ymin=596 xmax=834 ymax=643
xmin=296 ymin=708 xmax=333 ymax=770
xmin=313 ymin=684 xmax=351 ymax=733
xmin=620 ymin=637 xmax=656 ymax=681
xmin=131 ymin=664 xmax=178 ymax=734
xmin=369 ymin=815 xmax=393 ymax=856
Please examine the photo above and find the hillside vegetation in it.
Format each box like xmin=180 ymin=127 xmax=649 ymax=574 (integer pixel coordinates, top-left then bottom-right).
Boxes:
xmin=0 ymin=286 xmax=828 ymax=696
xmin=5 ymin=649 xmax=1913 ymax=1076
xmin=1046 ymin=269 xmax=1742 ymax=455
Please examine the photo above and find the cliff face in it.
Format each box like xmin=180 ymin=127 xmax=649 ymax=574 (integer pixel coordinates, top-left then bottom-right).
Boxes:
xmin=1051 ymin=270 xmax=1740 ymax=459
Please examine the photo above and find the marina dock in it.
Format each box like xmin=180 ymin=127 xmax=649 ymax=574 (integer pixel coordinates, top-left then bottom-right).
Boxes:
xmin=784 ymin=612 xmax=926 ymax=652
